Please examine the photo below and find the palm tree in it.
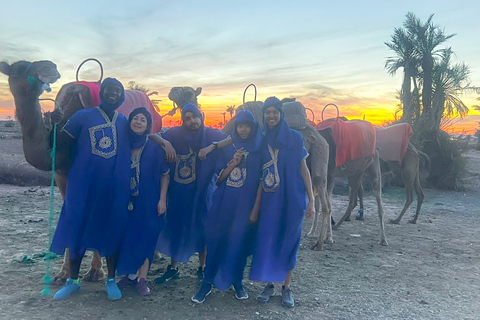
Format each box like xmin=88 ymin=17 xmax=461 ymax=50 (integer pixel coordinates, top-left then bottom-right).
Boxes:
xmin=385 ymin=27 xmax=418 ymax=123
xmin=128 ymin=81 xmax=161 ymax=113
xmin=403 ymin=12 xmax=455 ymax=119
xmin=226 ymin=105 xmax=235 ymax=119
xmin=431 ymin=48 xmax=471 ymax=129
xmin=221 ymin=112 xmax=227 ymax=127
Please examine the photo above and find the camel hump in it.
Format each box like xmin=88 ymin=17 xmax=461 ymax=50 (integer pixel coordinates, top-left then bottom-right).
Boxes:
xmin=283 ymin=101 xmax=308 ymax=130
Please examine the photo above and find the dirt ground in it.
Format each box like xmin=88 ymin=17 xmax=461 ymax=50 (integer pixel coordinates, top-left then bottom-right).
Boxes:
xmin=0 ymin=122 xmax=479 ymax=319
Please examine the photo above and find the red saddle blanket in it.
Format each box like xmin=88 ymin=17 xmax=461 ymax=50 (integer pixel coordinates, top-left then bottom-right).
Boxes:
xmin=67 ymin=82 xmax=163 ymax=133
xmin=316 ymin=119 xmax=376 ymax=167
xmin=375 ymin=123 xmax=413 ymax=164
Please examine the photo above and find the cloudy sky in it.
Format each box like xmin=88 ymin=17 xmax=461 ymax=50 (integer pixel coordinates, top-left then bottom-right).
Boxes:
xmin=1 ymin=0 xmax=479 ymax=132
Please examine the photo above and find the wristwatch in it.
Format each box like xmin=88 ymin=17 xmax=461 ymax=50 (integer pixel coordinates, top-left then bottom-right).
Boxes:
xmin=212 ymin=141 xmax=219 ymax=149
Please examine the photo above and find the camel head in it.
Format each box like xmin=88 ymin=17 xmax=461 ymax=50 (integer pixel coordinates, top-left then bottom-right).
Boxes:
xmin=0 ymin=60 xmax=60 ymax=98
xmin=168 ymin=86 xmax=202 ymax=111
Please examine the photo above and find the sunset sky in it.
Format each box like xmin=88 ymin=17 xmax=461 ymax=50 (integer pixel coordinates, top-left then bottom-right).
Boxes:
xmin=1 ymin=0 xmax=479 ymax=133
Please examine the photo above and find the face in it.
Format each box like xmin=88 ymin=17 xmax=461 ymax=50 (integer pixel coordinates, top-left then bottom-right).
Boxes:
xmin=236 ymin=123 xmax=252 ymax=139
xmin=182 ymin=111 xmax=202 ymax=133
xmin=264 ymin=106 xmax=281 ymax=128
xmin=130 ymin=113 xmax=149 ymax=135
xmin=103 ymin=84 xmax=123 ymax=105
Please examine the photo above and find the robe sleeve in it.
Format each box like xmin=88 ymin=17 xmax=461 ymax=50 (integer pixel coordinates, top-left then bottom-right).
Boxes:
xmin=157 ymin=147 xmax=170 ymax=175
xmin=61 ymin=109 xmax=88 ymax=139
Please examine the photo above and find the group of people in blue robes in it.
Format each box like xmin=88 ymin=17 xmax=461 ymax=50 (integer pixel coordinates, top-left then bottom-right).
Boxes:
xmin=49 ymin=76 xmax=315 ymax=309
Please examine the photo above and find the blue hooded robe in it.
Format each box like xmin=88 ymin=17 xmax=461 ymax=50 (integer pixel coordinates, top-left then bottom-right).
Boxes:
xmin=51 ymin=78 xmax=131 ymax=259
xmin=116 ymin=107 xmax=170 ymax=275
xmin=249 ymin=97 xmax=308 ymax=282
xmin=156 ymin=104 xmax=227 ymax=262
xmin=204 ymin=111 xmax=263 ymax=290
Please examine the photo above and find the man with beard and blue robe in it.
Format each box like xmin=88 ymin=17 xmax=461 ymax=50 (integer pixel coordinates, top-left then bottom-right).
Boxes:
xmin=249 ymin=96 xmax=315 ymax=308
xmin=191 ymin=110 xmax=263 ymax=303
xmin=51 ymin=78 xmax=131 ymax=301
xmin=154 ymin=103 xmax=227 ymax=283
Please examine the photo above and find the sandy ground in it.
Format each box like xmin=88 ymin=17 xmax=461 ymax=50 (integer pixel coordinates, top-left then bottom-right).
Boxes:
xmin=1 ymin=121 xmax=479 ymax=319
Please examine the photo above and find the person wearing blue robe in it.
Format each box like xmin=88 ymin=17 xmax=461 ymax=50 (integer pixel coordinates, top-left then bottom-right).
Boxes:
xmin=115 ymin=107 xmax=170 ymax=296
xmin=154 ymin=103 xmax=227 ymax=283
xmin=191 ymin=110 xmax=263 ymax=304
xmin=249 ymin=96 xmax=315 ymax=308
xmin=51 ymin=78 xmax=131 ymax=301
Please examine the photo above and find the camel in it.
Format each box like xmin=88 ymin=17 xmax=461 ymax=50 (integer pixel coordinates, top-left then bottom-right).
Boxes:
xmin=309 ymin=117 xmax=388 ymax=250
xmin=356 ymin=142 xmax=429 ymax=224
xmin=0 ymin=60 xmax=109 ymax=282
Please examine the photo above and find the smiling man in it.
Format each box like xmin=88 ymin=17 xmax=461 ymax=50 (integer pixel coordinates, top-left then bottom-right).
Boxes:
xmin=154 ymin=103 xmax=227 ymax=284
xmin=50 ymin=78 xmax=131 ymax=301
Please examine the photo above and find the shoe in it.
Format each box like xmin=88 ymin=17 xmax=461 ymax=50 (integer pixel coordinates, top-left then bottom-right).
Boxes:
xmin=256 ymin=284 xmax=274 ymax=303
xmin=106 ymin=278 xmax=122 ymax=300
xmin=154 ymin=265 xmax=180 ymax=284
xmin=117 ymin=275 xmax=137 ymax=289
xmin=136 ymin=278 xmax=151 ymax=296
xmin=191 ymin=282 xmax=212 ymax=304
xmin=234 ymin=282 xmax=249 ymax=300
xmin=53 ymin=278 xmax=81 ymax=300
xmin=281 ymin=285 xmax=294 ymax=308
xmin=196 ymin=267 xmax=204 ymax=282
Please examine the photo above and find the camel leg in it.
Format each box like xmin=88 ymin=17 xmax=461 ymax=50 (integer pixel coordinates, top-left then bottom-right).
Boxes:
xmin=53 ymin=171 xmax=70 ymax=283
xmin=333 ymin=172 xmax=363 ymax=230
xmin=390 ymin=167 xmax=414 ymax=224
xmin=311 ymin=189 xmax=333 ymax=250
xmin=356 ymin=183 xmax=365 ymax=220
xmin=83 ymin=252 xmax=105 ymax=282
xmin=408 ymin=171 xmax=425 ymax=224
xmin=369 ymin=153 xmax=388 ymax=246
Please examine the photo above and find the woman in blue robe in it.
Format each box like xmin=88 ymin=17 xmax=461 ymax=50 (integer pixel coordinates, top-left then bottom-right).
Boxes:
xmin=155 ymin=103 xmax=227 ymax=283
xmin=191 ymin=110 xmax=263 ymax=304
xmin=115 ymin=107 xmax=170 ymax=296
xmin=249 ymin=96 xmax=315 ymax=308
xmin=51 ymin=78 xmax=131 ymax=300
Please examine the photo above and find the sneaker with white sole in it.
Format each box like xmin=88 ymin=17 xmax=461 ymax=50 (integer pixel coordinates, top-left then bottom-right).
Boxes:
xmin=191 ymin=282 xmax=212 ymax=304
xmin=234 ymin=282 xmax=249 ymax=300
xmin=256 ymin=284 xmax=274 ymax=303
xmin=154 ymin=265 xmax=180 ymax=284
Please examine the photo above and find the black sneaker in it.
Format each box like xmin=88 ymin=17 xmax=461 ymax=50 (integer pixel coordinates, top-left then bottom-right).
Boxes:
xmin=281 ymin=285 xmax=294 ymax=308
xmin=234 ymin=282 xmax=249 ymax=300
xmin=154 ymin=265 xmax=180 ymax=284
xmin=191 ymin=282 xmax=212 ymax=304
xmin=196 ymin=267 xmax=204 ymax=282
xmin=256 ymin=284 xmax=274 ymax=302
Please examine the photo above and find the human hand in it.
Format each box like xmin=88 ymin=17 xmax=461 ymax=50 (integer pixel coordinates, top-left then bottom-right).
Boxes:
xmin=163 ymin=140 xmax=176 ymax=163
xmin=306 ymin=201 xmax=315 ymax=219
xmin=231 ymin=148 xmax=245 ymax=167
xmin=50 ymin=109 xmax=64 ymax=124
xmin=158 ymin=199 xmax=167 ymax=216
xmin=198 ymin=144 xmax=215 ymax=160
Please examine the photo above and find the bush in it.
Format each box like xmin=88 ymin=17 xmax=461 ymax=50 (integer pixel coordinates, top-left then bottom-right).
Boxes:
xmin=5 ymin=120 xmax=14 ymax=128
xmin=412 ymin=127 xmax=466 ymax=190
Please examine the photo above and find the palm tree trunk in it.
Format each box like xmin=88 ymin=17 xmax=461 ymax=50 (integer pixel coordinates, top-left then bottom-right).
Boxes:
xmin=401 ymin=65 xmax=413 ymax=123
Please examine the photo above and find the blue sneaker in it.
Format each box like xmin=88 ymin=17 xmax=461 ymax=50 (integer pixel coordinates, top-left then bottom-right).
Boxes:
xmin=53 ymin=278 xmax=81 ymax=300
xmin=106 ymin=278 xmax=122 ymax=300
xmin=234 ymin=282 xmax=249 ymax=300
xmin=191 ymin=282 xmax=212 ymax=304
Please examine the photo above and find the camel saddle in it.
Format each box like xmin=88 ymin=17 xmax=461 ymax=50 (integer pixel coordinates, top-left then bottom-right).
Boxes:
xmin=316 ymin=119 xmax=376 ymax=167
xmin=56 ymin=81 xmax=163 ymax=133
xmin=375 ymin=123 xmax=413 ymax=164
